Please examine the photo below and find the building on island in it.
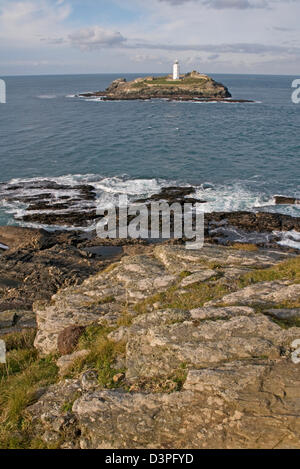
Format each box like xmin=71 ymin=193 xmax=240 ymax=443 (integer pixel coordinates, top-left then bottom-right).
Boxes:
xmin=173 ymin=60 xmax=180 ymax=80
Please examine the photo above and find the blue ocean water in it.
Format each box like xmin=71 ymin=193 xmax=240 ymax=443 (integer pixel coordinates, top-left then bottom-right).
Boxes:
xmin=0 ymin=73 xmax=299 ymax=228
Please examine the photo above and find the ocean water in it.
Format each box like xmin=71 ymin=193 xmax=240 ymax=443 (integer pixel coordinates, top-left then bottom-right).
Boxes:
xmin=0 ymin=73 xmax=299 ymax=236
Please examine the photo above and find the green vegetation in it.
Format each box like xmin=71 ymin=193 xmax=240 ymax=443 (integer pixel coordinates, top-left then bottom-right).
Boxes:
xmin=270 ymin=316 xmax=300 ymax=329
xmin=66 ymin=325 xmax=126 ymax=389
xmin=61 ymin=393 xmax=81 ymax=413
xmin=237 ymin=256 xmax=300 ymax=287
xmin=0 ymin=329 xmax=58 ymax=449
xmin=134 ymin=256 xmax=300 ymax=313
xmin=131 ymin=76 xmax=207 ymax=88
xmin=0 ymin=253 xmax=299 ymax=448
xmin=231 ymin=243 xmax=259 ymax=252
xmin=82 ymin=295 xmax=116 ymax=309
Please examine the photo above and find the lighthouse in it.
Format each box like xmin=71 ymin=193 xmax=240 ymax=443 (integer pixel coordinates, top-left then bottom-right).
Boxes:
xmin=173 ymin=60 xmax=180 ymax=80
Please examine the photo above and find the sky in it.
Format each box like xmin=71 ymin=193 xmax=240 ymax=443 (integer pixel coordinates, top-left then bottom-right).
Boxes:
xmin=1 ymin=0 xmax=300 ymax=75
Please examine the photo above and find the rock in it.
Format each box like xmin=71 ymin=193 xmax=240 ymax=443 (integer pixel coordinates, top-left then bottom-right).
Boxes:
xmin=57 ymin=326 xmax=86 ymax=355
xmin=0 ymin=227 xmax=105 ymax=313
xmin=34 ymin=254 xmax=176 ymax=354
xmin=180 ymin=270 xmax=216 ymax=287
xmin=206 ymin=211 xmax=300 ymax=235
xmin=0 ymin=310 xmax=36 ymax=336
xmin=190 ymin=306 xmax=255 ymax=320
xmin=81 ymin=371 xmax=99 ymax=391
xmin=125 ymin=310 xmax=299 ymax=380
xmin=57 ymin=350 xmax=89 ymax=376
xmin=71 ymin=360 xmax=300 ymax=449
xmin=21 ymin=243 xmax=300 ymax=449
xmin=26 ymin=379 xmax=82 ymax=448
xmin=33 ymin=243 xmax=296 ymax=355
xmin=79 ymin=72 xmax=234 ymax=101
xmin=264 ymin=308 xmax=300 ymax=320
xmin=154 ymin=244 xmax=290 ymax=273
xmin=135 ymin=186 xmax=203 ymax=206
xmin=274 ymin=195 xmax=300 ymax=205
xmin=0 ymin=226 xmax=51 ymax=251
xmin=0 ymin=311 xmax=17 ymax=329
xmin=207 ymin=281 xmax=300 ymax=307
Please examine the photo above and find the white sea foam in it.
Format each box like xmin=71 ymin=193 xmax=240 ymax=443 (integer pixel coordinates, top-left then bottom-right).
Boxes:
xmin=1 ymin=175 xmax=299 ymax=241
xmin=36 ymin=95 xmax=57 ymax=99
xmin=194 ymin=183 xmax=275 ymax=213
xmin=274 ymin=230 xmax=300 ymax=250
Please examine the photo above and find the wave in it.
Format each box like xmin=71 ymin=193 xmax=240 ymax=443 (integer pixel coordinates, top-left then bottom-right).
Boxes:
xmin=36 ymin=95 xmax=57 ymax=99
xmin=0 ymin=174 xmax=299 ymax=248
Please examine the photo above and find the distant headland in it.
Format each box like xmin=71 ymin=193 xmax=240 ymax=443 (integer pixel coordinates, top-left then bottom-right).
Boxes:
xmin=79 ymin=63 xmax=253 ymax=103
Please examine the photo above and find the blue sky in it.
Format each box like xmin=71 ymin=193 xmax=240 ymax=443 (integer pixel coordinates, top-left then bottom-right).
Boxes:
xmin=1 ymin=0 xmax=300 ymax=75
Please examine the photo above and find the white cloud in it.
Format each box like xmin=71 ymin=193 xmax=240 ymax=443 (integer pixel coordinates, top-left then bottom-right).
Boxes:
xmin=68 ymin=26 xmax=126 ymax=50
xmin=0 ymin=0 xmax=72 ymax=45
xmin=1 ymin=0 xmax=300 ymax=74
xmin=159 ymin=0 xmax=269 ymax=8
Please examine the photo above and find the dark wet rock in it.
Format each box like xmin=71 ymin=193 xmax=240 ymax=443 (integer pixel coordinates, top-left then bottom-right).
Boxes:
xmin=135 ymin=186 xmax=205 ymax=205
xmin=0 ymin=227 xmax=122 ymax=314
xmin=274 ymin=195 xmax=300 ymax=205
xmin=1 ymin=180 xmax=97 ymax=227
xmin=27 ymin=202 xmax=76 ymax=211
xmin=0 ymin=226 xmax=54 ymax=251
xmin=57 ymin=326 xmax=86 ymax=355
xmin=206 ymin=211 xmax=300 ymax=234
xmin=21 ymin=210 xmax=100 ymax=227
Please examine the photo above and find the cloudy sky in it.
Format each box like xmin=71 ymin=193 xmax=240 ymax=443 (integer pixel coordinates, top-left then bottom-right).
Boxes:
xmin=1 ymin=0 xmax=300 ymax=75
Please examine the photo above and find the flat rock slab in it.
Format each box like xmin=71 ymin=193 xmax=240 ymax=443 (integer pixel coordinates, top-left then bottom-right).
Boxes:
xmin=180 ymin=270 xmax=216 ymax=287
xmin=125 ymin=310 xmax=299 ymax=379
xmin=154 ymin=245 xmax=291 ymax=273
xmin=34 ymin=254 xmax=176 ymax=354
xmin=265 ymin=308 xmax=300 ymax=320
xmin=57 ymin=350 xmax=89 ymax=376
xmin=207 ymin=281 xmax=300 ymax=307
xmin=70 ymin=360 xmax=300 ymax=449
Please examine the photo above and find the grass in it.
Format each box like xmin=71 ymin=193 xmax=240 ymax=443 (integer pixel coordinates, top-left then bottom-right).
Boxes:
xmin=66 ymin=325 xmax=126 ymax=389
xmin=131 ymin=76 xmax=208 ymax=88
xmin=61 ymin=393 xmax=81 ymax=413
xmin=231 ymin=243 xmax=259 ymax=252
xmin=134 ymin=281 xmax=231 ymax=313
xmin=117 ymin=310 xmax=134 ymax=327
xmin=82 ymin=295 xmax=115 ymax=309
xmin=270 ymin=317 xmax=300 ymax=329
xmin=0 ymin=329 xmax=58 ymax=449
xmin=134 ymin=256 xmax=300 ymax=314
xmin=237 ymin=256 xmax=300 ymax=288
xmin=0 ymin=253 xmax=298 ymax=448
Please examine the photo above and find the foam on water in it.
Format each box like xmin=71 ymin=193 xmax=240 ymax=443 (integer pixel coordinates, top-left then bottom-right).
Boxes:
xmin=36 ymin=95 xmax=57 ymax=99
xmin=0 ymin=174 xmax=299 ymax=249
xmin=274 ymin=230 xmax=300 ymax=250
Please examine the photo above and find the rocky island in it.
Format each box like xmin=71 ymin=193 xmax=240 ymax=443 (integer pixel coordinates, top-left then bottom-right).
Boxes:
xmin=79 ymin=71 xmax=253 ymax=103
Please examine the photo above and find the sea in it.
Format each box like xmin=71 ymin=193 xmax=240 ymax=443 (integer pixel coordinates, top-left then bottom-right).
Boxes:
xmin=0 ymin=73 xmax=299 ymax=247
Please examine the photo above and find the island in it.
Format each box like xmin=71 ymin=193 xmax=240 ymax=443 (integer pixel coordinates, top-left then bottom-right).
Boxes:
xmin=79 ymin=70 xmax=254 ymax=103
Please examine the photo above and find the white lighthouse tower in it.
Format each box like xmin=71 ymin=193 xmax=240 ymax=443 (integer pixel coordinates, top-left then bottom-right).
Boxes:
xmin=173 ymin=60 xmax=180 ymax=80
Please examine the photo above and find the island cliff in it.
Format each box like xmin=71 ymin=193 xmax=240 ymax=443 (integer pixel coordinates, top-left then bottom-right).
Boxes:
xmin=79 ymin=71 xmax=252 ymax=102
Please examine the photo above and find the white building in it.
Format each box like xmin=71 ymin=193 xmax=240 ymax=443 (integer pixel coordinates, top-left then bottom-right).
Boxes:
xmin=173 ymin=60 xmax=180 ymax=80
